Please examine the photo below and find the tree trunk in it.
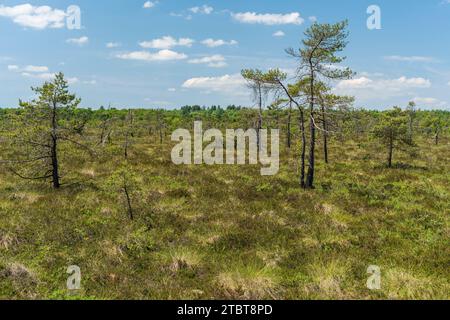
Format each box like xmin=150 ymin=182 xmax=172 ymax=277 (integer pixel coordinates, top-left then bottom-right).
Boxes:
xmin=299 ymin=109 xmax=306 ymax=189
xmin=276 ymin=80 xmax=305 ymax=188
xmin=287 ymin=102 xmax=292 ymax=149
xmin=323 ymin=130 xmax=329 ymax=164
xmin=157 ymin=112 xmax=164 ymax=145
xmin=257 ymin=84 xmax=263 ymax=151
xmin=306 ymin=67 xmax=316 ymax=189
xmin=51 ymin=135 xmax=60 ymax=189
xmin=388 ymin=134 xmax=393 ymax=168
xmin=124 ymin=132 xmax=129 ymax=159
xmin=321 ymin=105 xmax=329 ymax=164
xmin=123 ymin=183 xmax=134 ymax=220
xmin=435 ymin=130 xmax=439 ymax=145
xmin=306 ymin=114 xmax=316 ymax=188
xmin=51 ymin=101 xmax=60 ymax=189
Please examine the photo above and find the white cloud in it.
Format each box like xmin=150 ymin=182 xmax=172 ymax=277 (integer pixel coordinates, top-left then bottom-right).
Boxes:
xmin=106 ymin=42 xmax=121 ymax=48
xmin=189 ymin=5 xmax=213 ymax=15
xmin=66 ymin=36 xmax=89 ymax=46
xmin=8 ymin=64 xmax=49 ymax=73
xmin=20 ymin=72 xmax=78 ymax=84
xmin=412 ymin=97 xmax=447 ymax=108
xmin=448 ymin=81 xmax=450 ymax=86
xmin=384 ymin=55 xmax=436 ymax=63
xmin=232 ymin=12 xmax=304 ymax=25
xmin=337 ymin=77 xmax=374 ymax=89
xmin=23 ymin=65 xmax=49 ymax=73
xmin=139 ymin=36 xmax=194 ymax=49
xmin=168 ymin=88 xmax=177 ymax=92
xmin=7 ymin=63 xmax=78 ymax=83
xmin=309 ymin=16 xmax=317 ymax=22
xmin=83 ymin=79 xmax=97 ymax=85
xmin=116 ymin=50 xmax=187 ymax=61
xmin=21 ymin=72 xmax=55 ymax=80
xmin=143 ymin=1 xmax=157 ymax=9
xmin=359 ymin=71 xmax=385 ymax=78
xmin=384 ymin=76 xmax=431 ymax=88
xmin=412 ymin=97 xmax=439 ymax=105
xmin=337 ymin=76 xmax=431 ymax=90
xmin=170 ymin=12 xmax=192 ymax=20
xmin=182 ymin=74 xmax=246 ymax=93
xmin=273 ymin=31 xmax=285 ymax=37
xmin=0 ymin=4 xmax=66 ymax=29
xmin=201 ymin=38 xmax=238 ymax=48
xmin=67 ymin=77 xmax=79 ymax=84
xmin=335 ymin=76 xmax=432 ymax=102
xmin=188 ymin=55 xmax=227 ymax=68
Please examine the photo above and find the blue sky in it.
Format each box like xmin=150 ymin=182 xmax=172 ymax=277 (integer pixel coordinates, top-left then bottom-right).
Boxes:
xmin=0 ymin=0 xmax=449 ymax=110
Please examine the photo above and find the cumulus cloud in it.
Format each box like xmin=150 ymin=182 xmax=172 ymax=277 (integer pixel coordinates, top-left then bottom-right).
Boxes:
xmin=106 ymin=42 xmax=121 ymax=48
xmin=20 ymin=72 xmax=77 ymax=84
xmin=8 ymin=64 xmax=49 ymax=73
xmin=66 ymin=36 xmax=89 ymax=46
xmin=273 ymin=31 xmax=285 ymax=37
xmin=412 ymin=97 xmax=439 ymax=104
xmin=170 ymin=12 xmax=192 ymax=20
xmin=412 ymin=97 xmax=446 ymax=108
xmin=139 ymin=36 xmax=194 ymax=49
xmin=143 ymin=1 xmax=157 ymax=9
xmin=232 ymin=12 xmax=304 ymax=25
xmin=20 ymin=72 xmax=78 ymax=84
xmin=336 ymin=77 xmax=374 ymax=89
xmin=201 ymin=39 xmax=238 ymax=48
xmin=7 ymin=62 xmax=79 ymax=83
xmin=188 ymin=55 xmax=227 ymax=68
xmin=384 ymin=55 xmax=437 ymax=63
xmin=0 ymin=4 xmax=66 ymax=29
xmin=189 ymin=5 xmax=213 ymax=14
xmin=182 ymin=74 xmax=246 ymax=93
xmin=335 ymin=75 xmax=432 ymax=102
xmin=23 ymin=65 xmax=49 ymax=73
xmin=21 ymin=72 xmax=55 ymax=80
xmin=67 ymin=77 xmax=79 ymax=84
xmin=116 ymin=50 xmax=187 ymax=61
xmin=337 ymin=76 xmax=431 ymax=90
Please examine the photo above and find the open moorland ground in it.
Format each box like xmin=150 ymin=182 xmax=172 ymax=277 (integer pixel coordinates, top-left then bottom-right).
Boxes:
xmin=0 ymin=111 xmax=448 ymax=299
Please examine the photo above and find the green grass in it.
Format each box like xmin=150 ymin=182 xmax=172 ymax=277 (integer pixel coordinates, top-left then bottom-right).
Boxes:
xmin=0 ymin=135 xmax=449 ymax=300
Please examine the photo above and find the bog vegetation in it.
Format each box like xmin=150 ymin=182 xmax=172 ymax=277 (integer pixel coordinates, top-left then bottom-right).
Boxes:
xmin=0 ymin=21 xmax=449 ymax=300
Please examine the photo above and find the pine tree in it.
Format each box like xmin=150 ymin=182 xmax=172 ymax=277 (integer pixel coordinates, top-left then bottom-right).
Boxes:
xmin=372 ymin=107 xmax=410 ymax=168
xmin=3 ymin=73 xmax=90 ymax=189
xmin=287 ymin=21 xmax=353 ymax=188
